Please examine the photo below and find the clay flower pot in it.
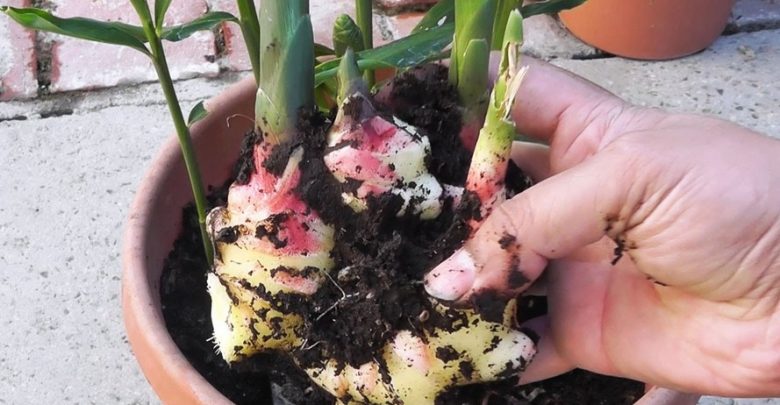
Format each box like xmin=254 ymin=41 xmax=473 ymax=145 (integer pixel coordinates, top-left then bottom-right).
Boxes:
xmin=122 ymin=76 xmax=700 ymax=405
xmin=122 ymin=77 xmax=256 ymax=405
xmin=559 ymin=0 xmax=736 ymax=60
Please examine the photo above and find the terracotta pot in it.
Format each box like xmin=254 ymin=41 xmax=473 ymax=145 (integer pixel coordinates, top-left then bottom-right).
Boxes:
xmin=559 ymin=0 xmax=736 ymax=60
xmin=122 ymin=76 xmax=700 ymax=405
xmin=122 ymin=76 xmax=256 ymax=405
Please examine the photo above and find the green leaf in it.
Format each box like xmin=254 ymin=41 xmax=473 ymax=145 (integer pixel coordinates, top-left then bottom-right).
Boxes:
xmin=315 ymin=22 xmax=454 ymax=86
xmin=187 ymin=101 xmax=208 ymax=126
xmin=458 ymin=39 xmax=490 ymax=108
xmin=521 ymin=0 xmax=586 ymax=18
xmin=0 ymin=6 xmax=150 ymax=55
xmin=491 ymin=0 xmax=517 ymax=50
xmin=154 ymin=0 xmax=172 ymax=31
xmin=337 ymin=48 xmax=365 ymax=104
xmin=412 ymin=0 xmax=454 ymax=34
xmin=160 ymin=11 xmax=238 ymax=42
xmin=128 ymin=0 xmax=153 ymax=25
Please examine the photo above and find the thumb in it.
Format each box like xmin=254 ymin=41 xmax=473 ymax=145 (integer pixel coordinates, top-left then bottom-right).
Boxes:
xmin=424 ymin=146 xmax=640 ymax=301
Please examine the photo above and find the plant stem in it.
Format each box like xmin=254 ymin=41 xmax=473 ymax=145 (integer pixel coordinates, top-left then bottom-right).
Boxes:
xmin=491 ymin=0 xmax=516 ymax=50
xmin=236 ymin=0 xmax=260 ymax=83
xmin=450 ymin=0 xmax=497 ymax=148
xmin=465 ymin=10 xmax=526 ymax=224
xmin=337 ymin=48 xmax=366 ymax=104
xmin=355 ymin=0 xmax=374 ymax=87
xmin=133 ymin=2 xmax=214 ymax=264
xmin=256 ymin=0 xmax=314 ymax=140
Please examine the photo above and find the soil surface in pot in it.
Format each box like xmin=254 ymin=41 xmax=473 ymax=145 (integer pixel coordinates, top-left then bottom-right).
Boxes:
xmin=161 ymin=65 xmax=644 ymax=404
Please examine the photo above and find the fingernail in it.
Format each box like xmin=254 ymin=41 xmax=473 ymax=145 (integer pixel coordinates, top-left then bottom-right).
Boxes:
xmin=424 ymin=249 xmax=476 ymax=301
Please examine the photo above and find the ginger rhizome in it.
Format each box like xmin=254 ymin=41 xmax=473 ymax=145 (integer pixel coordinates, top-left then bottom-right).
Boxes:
xmin=206 ymin=3 xmax=534 ymax=404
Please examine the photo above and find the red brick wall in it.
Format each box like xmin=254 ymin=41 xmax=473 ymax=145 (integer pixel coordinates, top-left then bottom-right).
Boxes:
xmin=0 ymin=0 xmax=429 ymax=101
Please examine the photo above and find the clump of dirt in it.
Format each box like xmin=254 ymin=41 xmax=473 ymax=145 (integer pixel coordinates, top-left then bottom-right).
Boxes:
xmin=379 ymin=64 xmax=472 ymax=185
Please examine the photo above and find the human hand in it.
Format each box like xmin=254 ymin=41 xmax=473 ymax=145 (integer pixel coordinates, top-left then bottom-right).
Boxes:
xmin=424 ymin=58 xmax=780 ymax=397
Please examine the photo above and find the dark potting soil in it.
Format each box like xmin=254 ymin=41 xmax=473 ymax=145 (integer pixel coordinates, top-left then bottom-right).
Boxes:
xmin=436 ymin=368 xmax=645 ymax=405
xmin=160 ymin=64 xmax=642 ymax=404
xmin=379 ymin=64 xmax=472 ymax=186
xmin=432 ymin=296 xmax=645 ymax=404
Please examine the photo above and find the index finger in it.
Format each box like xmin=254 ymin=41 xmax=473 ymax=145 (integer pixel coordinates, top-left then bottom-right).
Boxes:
xmin=507 ymin=57 xmax=631 ymax=172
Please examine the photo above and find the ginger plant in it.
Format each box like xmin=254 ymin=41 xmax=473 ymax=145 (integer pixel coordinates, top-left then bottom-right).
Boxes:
xmin=306 ymin=13 xmax=530 ymax=403
xmin=465 ymin=13 xmax=529 ymax=224
xmin=207 ymin=0 xmax=328 ymax=361
xmin=207 ymin=3 xmax=539 ymax=403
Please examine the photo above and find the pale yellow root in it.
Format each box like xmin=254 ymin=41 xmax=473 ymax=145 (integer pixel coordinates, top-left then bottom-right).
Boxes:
xmin=207 ymin=150 xmax=335 ymax=363
xmin=306 ymin=301 xmax=535 ymax=404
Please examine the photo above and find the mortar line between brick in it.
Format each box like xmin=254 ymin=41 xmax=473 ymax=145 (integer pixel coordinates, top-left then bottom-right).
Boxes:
xmin=32 ymin=32 xmax=52 ymax=96
xmin=30 ymin=0 xmax=56 ymax=96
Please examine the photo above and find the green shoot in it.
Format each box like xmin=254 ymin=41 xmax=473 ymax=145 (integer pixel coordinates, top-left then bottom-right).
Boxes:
xmin=336 ymin=48 xmax=366 ymax=105
xmin=255 ymin=0 xmax=314 ymax=141
xmin=466 ymin=9 xmax=527 ymax=221
xmin=491 ymin=0 xmax=516 ymax=49
xmin=355 ymin=0 xmax=374 ymax=87
xmin=450 ymin=0 xmax=498 ymax=147
xmin=333 ymin=14 xmax=364 ymax=57
xmin=235 ymin=0 xmax=261 ymax=83
xmin=129 ymin=0 xmax=213 ymax=264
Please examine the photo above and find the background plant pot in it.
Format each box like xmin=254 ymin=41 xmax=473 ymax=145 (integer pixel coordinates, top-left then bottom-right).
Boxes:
xmin=122 ymin=76 xmax=700 ymax=405
xmin=559 ymin=0 xmax=736 ymax=60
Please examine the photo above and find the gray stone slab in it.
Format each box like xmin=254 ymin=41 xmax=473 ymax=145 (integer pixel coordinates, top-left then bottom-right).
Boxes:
xmin=522 ymin=14 xmax=600 ymax=60
xmin=552 ymin=29 xmax=780 ymax=138
xmin=701 ymin=398 xmax=780 ymax=404
xmin=728 ymin=0 xmax=780 ymax=33
xmin=0 ymin=100 xmax=220 ymax=404
xmin=0 ymin=72 xmax=246 ymax=121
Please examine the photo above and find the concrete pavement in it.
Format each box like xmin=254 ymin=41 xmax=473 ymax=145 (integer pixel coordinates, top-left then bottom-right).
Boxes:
xmin=1 ymin=19 xmax=779 ymax=405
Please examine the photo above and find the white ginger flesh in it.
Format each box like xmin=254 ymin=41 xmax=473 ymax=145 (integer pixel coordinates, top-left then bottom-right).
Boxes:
xmin=306 ymin=302 xmax=535 ymax=404
xmin=206 ymin=96 xmax=536 ymax=403
xmin=324 ymin=92 xmax=450 ymax=220
xmin=207 ymin=147 xmax=335 ymax=363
